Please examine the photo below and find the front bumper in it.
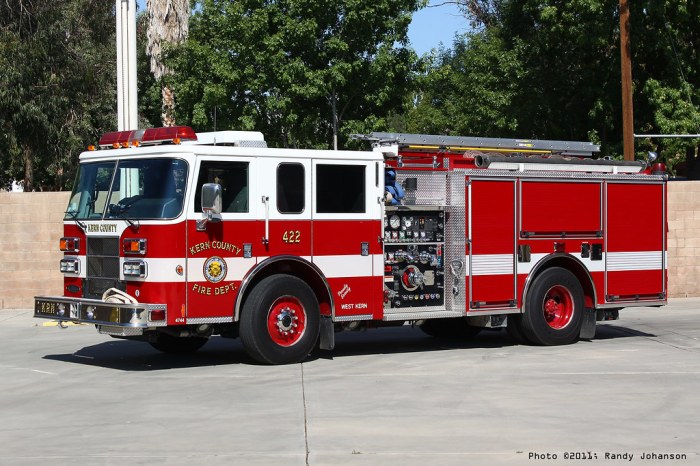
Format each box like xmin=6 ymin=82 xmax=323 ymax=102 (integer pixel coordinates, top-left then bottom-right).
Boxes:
xmin=34 ymin=296 xmax=167 ymax=328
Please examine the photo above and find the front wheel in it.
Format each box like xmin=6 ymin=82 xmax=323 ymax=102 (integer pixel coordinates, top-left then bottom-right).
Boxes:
xmin=520 ymin=267 xmax=584 ymax=346
xmin=240 ymin=274 xmax=320 ymax=364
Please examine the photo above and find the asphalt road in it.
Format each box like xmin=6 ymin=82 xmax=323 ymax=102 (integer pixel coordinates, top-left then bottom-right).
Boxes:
xmin=1 ymin=300 xmax=699 ymax=465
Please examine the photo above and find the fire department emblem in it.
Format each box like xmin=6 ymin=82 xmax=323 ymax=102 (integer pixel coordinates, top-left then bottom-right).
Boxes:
xmin=203 ymin=256 xmax=227 ymax=283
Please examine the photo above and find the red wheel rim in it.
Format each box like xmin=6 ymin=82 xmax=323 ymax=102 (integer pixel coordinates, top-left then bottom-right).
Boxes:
xmin=267 ymin=296 xmax=307 ymax=347
xmin=542 ymin=285 xmax=574 ymax=330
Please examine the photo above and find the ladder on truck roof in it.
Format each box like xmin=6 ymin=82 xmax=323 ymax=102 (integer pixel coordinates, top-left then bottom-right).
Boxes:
xmin=364 ymin=132 xmax=600 ymax=158
xmin=354 ymin=132 xmax=649 ymax=174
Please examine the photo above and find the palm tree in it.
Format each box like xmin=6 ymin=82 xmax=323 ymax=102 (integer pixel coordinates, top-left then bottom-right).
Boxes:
xmin=146 ymin=0 xmax=189 ymax=126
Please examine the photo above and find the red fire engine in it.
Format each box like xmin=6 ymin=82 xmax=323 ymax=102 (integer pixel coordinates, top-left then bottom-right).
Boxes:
xmin=35 ymin=127 xmax=667 ymax=364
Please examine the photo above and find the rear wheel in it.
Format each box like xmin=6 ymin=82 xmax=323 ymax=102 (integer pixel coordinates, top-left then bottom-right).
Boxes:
xmin=521 ymin=267 xmax=584 ymax=346
xmin=240 ymin=274 xmax=320 ymax=364
xmin=420 ymin=318 xmax=481 ymax=339
xmin=149 ymin=333 xmax=209 ymax=354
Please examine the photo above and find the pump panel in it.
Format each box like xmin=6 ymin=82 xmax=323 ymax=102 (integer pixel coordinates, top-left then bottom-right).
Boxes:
xmin=383 ymin=209 xmax=445 ymax=309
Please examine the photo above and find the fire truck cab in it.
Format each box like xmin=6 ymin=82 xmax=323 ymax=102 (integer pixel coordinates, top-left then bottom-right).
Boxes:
xmin=35 ymin=127 xmax=667 ymax=364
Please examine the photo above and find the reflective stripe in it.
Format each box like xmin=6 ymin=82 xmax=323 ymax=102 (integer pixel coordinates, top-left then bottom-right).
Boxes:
xmin=313 ymin=254 xmax=374 ymax=278
xmin=607 ymin=251 xmax=664 ymax=271
xmin=516 ymin=253 xmax=606 ymax=275
xmin=125 ymin=257 xmax=185 ymax=282
xmin=471 ymin=254 xmax=514 ymax=276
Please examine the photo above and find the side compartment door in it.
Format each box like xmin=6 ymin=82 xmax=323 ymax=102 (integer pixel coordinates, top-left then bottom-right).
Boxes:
xmin=311 ymin=160 xmax=384 ymax=319
xmin=186 ymin=158 xmax=259 ymax=322
xmin=468 ymin=179 xmax=517 ymax=310
xmin=605 ymin=182 xmax=665 ymax=301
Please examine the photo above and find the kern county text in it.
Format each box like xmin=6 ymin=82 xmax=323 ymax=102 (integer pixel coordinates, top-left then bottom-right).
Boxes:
xmin=528 ymin=451 xmax=688 ymax=461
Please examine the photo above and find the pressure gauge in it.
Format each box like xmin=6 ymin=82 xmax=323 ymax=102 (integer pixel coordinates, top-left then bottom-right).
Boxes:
xmin=389 ymin=215 xmax=401 ymax=229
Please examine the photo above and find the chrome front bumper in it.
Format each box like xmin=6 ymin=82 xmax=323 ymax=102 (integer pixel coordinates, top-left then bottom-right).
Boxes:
xmin=34 ymin=296 xmax=167 ymax=328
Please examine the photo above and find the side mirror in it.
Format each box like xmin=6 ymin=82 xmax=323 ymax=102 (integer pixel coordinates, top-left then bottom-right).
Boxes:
xmin=197 ymin=183 xmax=222 ymax=231
xmin=201 ymin=183 xmax=222 ymax=217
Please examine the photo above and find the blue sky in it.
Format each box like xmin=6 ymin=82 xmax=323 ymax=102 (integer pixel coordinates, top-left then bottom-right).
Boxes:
xmin=408 ymin=2 xmax=468 ymax=55
xmin=134 ymin=1 xmax=464 ymax=56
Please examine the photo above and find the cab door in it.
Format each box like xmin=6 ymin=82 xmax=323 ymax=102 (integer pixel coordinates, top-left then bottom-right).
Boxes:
xmin=185 ymin=157 xmax=259 ymax=322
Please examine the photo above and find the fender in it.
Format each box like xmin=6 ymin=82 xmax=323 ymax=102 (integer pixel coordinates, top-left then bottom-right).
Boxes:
xmin=234 ymin=255 xmax=336 ymax=350
xmin=520 ymin=252 xmax=598 ymax=339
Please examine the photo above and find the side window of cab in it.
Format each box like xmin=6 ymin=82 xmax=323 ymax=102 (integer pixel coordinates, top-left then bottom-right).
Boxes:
xmin=194 ymin=161 xmax=249 ymax=213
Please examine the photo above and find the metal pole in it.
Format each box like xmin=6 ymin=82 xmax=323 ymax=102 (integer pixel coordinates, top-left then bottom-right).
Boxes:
xmin=116 ymin=0 xmax=138 ymax=131
xmin=635 ymin=134 xmax=700 ymax=138
xmin=127 ymin=0 xmax=138 ymax=130
xmin=116 ymin=0 xmax=124 ymax=130
xmin=620 ymin=0 xmax=634 ymax=161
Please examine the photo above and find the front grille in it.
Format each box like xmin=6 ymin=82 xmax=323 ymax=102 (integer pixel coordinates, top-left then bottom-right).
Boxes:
xmin=87 ymin=256 xmax=120 ymax=277
xmin=84 ymin=237 xmax=124 ymax=299
xmin=88 ymin=237 xmax=120 ymax=256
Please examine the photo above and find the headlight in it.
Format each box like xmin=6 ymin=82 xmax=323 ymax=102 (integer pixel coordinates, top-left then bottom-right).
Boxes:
xmin=123 ymin=260 xmax=147 ymax=278
xmin=59 ymin=258 xmax=80 ymax=274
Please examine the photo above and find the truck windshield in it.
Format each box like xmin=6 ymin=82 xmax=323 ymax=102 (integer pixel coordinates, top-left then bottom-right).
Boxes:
xmin=64 ymin=158 xmax=188 ymax=220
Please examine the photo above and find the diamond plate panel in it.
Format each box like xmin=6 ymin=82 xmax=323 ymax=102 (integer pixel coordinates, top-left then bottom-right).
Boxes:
xmin=395 ymin=171 xmax=447 ymax=205
xmin=444 ymin=171 xmax=466 ymax=314
xmin=383 ymin=310 xmax=463 ymax=321
xmin=97 ymin=325 xmax=144 ymax=337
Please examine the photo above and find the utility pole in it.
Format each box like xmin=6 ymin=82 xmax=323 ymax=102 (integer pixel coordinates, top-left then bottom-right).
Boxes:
xmin=620 ymin=0 xmax=634 ymax=161
xmin=116 ymin=0 xmax=138 ymax=131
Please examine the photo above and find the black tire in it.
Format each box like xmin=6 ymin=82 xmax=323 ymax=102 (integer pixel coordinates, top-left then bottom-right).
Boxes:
xmin=506 ymin=314 xmax=530 ymax=344
xmin=521 ymin=267 xmax=584 ymax=346
xmin=239 ymin=274 xmax=320 ymax=365
xmin=420 ymin=318 xmax=481 ymax=339
xmin=149 ymin=333 xmax=209 ymax=354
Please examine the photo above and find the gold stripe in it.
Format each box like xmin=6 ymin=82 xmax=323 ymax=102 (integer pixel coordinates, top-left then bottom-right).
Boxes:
xmin=404 ymin=145 xmax=552 ymax=154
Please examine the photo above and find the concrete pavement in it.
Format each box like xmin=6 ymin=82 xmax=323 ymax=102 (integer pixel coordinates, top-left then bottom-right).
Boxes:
xmin=1 ymin=299 xmax=699 ymax=465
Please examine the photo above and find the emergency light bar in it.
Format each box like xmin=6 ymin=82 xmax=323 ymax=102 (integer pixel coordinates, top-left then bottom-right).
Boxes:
xmin=97 ymin=126 xmax=197 ymax=149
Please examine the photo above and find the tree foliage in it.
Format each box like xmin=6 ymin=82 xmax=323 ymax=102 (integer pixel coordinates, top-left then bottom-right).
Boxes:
xmin=0 ymin=0 xmax=116 ymax=190
xmin=166 ymin=0 xmax=422 ymax=149
xmin=406 ymin=0 xmax=700 ymax=174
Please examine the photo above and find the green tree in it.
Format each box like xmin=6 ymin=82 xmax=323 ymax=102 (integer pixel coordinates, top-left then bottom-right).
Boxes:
xmin=410 ymin=0 xmax=700 ymax=173
xmin=0 ymin=0 xmax=116 ymax=191
xmin=405 ymin=32 xmax=524 ymax=136
xmin=166 ymin=0 xmax=422 ymax=149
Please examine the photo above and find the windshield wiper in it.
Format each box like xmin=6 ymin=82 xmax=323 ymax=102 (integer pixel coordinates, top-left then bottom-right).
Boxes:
xmin=109 ymin=204 xmax=140 ymax=230
xmin=119 ymin=212 xmax=139 ymax=230
xmin=64 ymin=210 xmax=87 ymax=232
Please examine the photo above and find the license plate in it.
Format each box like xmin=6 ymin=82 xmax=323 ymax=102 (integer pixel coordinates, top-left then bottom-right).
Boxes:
xmin=35 ymin=299 xmax=60 ymax=317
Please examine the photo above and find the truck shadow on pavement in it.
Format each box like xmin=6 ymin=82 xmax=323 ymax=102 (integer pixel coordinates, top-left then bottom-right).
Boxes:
xmin=42 ymin=322 xmax=655 ymax=371
xmin=43 ymin=337 xmax=251 ymax=371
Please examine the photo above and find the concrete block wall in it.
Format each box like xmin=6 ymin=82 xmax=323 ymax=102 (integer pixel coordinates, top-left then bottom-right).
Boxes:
xmin=667 ymin=181 xmax=700 ymax=298
xmin=0 ymin=192 xmax=70 ymax=309
xmin=0 ymin=184 xmax=698 ymax=309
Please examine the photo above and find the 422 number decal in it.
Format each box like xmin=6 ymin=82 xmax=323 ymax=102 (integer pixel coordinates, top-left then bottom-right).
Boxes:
xmin=282 ymin=230 xmax=301 ymax=243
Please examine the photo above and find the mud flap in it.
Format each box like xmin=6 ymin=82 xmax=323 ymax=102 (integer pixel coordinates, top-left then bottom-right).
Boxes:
xmin=319 ymin=315 xmax=335 ymax=351
xmin=579 ymin=307 xmax=596 ymax=339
